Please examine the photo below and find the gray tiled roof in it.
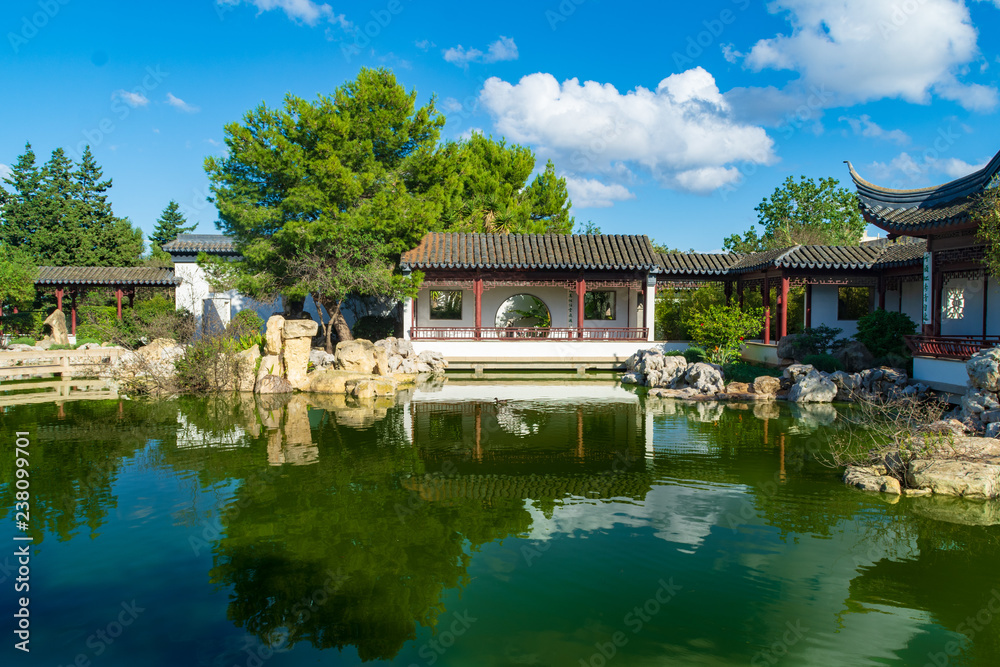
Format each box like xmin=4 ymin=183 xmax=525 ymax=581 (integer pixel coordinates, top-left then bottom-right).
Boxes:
xmin=847 ymin=149 xmax=1000 ymax=233
xmin=400 ymin=233 xmax=662 ymax=271
xmin=162 ymin=234 xmax=237 ymax=255
xmin=35 ymin=266 xmax=180 ymax=286
xmin=658 ymin=251 xmax=741 ymax=275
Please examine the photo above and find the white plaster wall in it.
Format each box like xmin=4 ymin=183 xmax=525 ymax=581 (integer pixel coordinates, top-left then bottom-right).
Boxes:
xmin=810 ymin=284 xmax=860 ymax=338
xmin=988 ymin=276 xmax=1000 ymax=336
xmin=741 ymin=342 xmax=780 ymax=366
xmin=173 ymin=260 xmax=320 ymax=334
xmin=912 ymin=357 xmax=969 ymax=390
xmin=413 ymin=285 xmax=637 ymax=330
xmin=901 ymin=280 xmax=923 ymax=324
xmin=940 ymin=275 xmax=986 ymax=337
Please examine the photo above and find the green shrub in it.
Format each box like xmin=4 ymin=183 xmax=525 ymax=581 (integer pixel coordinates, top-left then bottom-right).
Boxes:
xmin=663 ymin=350 xmax=685 ymax=357
xmin=9 ymin=336 xmax=36 ymax=346
xmin=801 ymin=353 xmax=843 ymax=373
xmin=684 ymin=303 xmax=764 ymax=365
xmin=72 ymin=338 xmax=101 ymax=348
xmin=352 ymin=314 xmax=396 ymax=342
xmin=854 ymin=309 xmax=917 ymax=358
xmin=1 ymin=311 xmax=45 ymax=338
xmin=797 ymin=325 xmax=843 ymax=355
xmin=49 ymin=343 xmax=73 ymax=350
xmin=721 ymin=362 xmax=782 ymax=384
xmin=683 ymin=346 xmax=707 ymax=364
xmin=655 ymin=283 xmax=726 ymax=340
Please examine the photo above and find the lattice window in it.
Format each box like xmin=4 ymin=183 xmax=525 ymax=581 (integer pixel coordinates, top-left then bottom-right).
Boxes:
xmin=945 ymin=288 xmax=965 ymax=320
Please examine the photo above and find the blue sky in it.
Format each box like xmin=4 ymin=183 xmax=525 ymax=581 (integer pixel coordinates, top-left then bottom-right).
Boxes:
xmin=3 ymin=0 xmax=1000 ymax=252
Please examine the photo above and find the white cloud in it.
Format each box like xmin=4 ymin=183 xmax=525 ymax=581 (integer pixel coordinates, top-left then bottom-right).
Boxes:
xmin=739 ymin=0 xmax=996 ymax=112
xmin=217 ymin=0 xmax=349 ymax=28
xmin=166 ymin=93 xmax=200 ymax=113
xmin=414 ymin=39 xmax=435 ymax=51
xmin=205 ymin=138 xmax=222 ymax=147
xmin=443 ymin=36 xmax=518 ymax=67
xmin=441 ymin=97 xmax=464 ymax=113
xmin=112 ymin=89 xmax=149 ymax=108
xmin=838 ymin=115 xmax=909 ymax=144
xmin=0 ymin=163 xmax=11 ymax=181
xmin=479 ymin=68 xmax=775 ymax=195
xmin=865 ymin=151 xmax=986 ymax=186
xmin=564 ymin=176 xmax=635 ymax=208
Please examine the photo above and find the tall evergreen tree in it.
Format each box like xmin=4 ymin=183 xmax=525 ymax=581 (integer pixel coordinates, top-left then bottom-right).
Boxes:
xmin=0 ymin=142 xmax=42 ymax=249
xmin=149 ymin=200 xmax=196 ymax=251
xmin=0 ymin=144 xmax=144 ymax=266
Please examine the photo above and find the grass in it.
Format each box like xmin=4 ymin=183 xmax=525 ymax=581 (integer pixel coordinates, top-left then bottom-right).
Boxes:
xmin=721 ymin=361 xmax=782 ymax=384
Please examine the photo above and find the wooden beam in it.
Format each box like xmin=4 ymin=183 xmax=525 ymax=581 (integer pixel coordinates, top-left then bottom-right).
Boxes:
xmin=55 ymin=286 xmax=63 ymax=311
xmin=474 ymin=277 xmax=483 ymax=339
xmin=576 ymin=277 xmax=586 ymax=338
xmin=779 ymin=275 xmax=789 ymax=339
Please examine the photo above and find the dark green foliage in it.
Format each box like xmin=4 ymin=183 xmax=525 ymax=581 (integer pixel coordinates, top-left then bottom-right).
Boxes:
xmin=352 ymin=314 xmax=396 ymax=341
xmin=9 ymin=336 xmax=36 ymax=346
xmin=175 ymin=321 xmax=263 ymax=394
xmin=655 ymin=284 xmax=726 ymax=340
xmin=0 ymin=243 xmax=38 ymax=312
xmin=683 ymin=346 xmax=707 ymax=364
xmin=796 ymin=325 xmax=843 ymax=356
xmin=0 ymin=143 xmax=144 ymax=266
xmin=663 ymin=350 xmax=685 ymax=357
xmin=801 ymin=353 xmax=843 ymax=373
xmin=0 ymin=311 xmax=45 ymax=338
xmin=721 ymin=362 xmax=782 ymax=384
xmin=226 ymin=309 xmax=265 ymax=338
xmin=723 ymin=175 xmax=866 ymax=252
xmin=76 ymin=295 xmax=194 ymax=347
xmin=853 ymin=309 xmax=917 ymax=358
xmin=149 ymin=200 xmax=195 ymax=257
xmin=72 ymin=338 xmax=101 ymax=348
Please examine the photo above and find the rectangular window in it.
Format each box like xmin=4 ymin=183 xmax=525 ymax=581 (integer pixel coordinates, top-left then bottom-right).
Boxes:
xmin=837 ymin=286 xmax=871 ymax=320
xmin=584 ymin=291 xmax=615 ymax=320
xmin=429 ymin=290 xmax=462 ymax=320
xmin=945 ymin=288 xmax=965 ymax=319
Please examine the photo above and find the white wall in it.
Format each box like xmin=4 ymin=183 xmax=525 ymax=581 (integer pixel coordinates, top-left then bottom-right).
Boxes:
xmin=988 ymin=276 xmax=1000 ymax=336
xmin=939 ymin=275 xmax=988 ymax=337
xmin=912 ymin=357 xmax=969 ymax=391
xmin=412 ymin=285 xmax=640 ymax=331
xmin=809 ymin=284 xmax=863 ymax=338
xmin=741 ymin=341 xmax=780 ymax=366
xmin=411 ymin=339 xmax=652 ymax=360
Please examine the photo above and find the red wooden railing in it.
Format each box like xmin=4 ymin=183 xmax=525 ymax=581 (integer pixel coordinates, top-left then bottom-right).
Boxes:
xmin=409 ymin=326 xmax=649 ymax=341
xmin=904 ymin=335 xmax=1000 ymax=360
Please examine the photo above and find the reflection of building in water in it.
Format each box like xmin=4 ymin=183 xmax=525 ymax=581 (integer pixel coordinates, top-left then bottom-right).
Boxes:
xmin=175 ymin=414 xmax=252 ymax=450
xmin=407 ymin=389 xmax=652 ymax=502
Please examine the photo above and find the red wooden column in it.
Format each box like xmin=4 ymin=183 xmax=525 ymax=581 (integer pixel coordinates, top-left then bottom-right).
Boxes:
xmin=55 ymin=286 xmax=64 ymax=311
xmin=576 ymin=277 xmax=586 ymax=339
xmin=474 ymin=277 xmax=483 ymax=339
xmin=70 ymin=291 xmax=78 ymax=335
xmin=762 ymin=276 xmax=771 ymax=344
xmin=115 ymin=287 xmax=123 ymax=320
xmin=805 ymin=283 xmax=813 ymax=329
xmin=778 ymin=275 xmax=789 ymax=338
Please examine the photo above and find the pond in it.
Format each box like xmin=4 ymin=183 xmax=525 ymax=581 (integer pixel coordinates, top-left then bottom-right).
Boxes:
xmin=1 ymin=383 xmax=999 ymax=666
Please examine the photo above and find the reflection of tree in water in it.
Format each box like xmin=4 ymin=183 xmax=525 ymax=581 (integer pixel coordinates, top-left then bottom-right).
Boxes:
xmin=0 ymin=400 xmax=178 ymax=544
xmin=209 ymin=404 xmax=534 ymax=662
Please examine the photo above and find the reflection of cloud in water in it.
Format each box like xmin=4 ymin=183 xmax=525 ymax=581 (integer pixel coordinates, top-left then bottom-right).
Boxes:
xmin=525 ymin=482 xmax=745 ymax=552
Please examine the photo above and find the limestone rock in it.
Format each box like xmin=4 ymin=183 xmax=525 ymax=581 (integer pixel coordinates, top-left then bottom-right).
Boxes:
xmin=684 ymin=362 xmax=725 ymax=395
xmin=265 ymin=315 xmax=285 ymax=355
xmin=282 ymin=336 xmax=312 ymax=390
xmin=347 ymin=377 xmax=397 ymax=399
xmin=257 ymin=374 xmax=293 ymax=394
xmin=42 ymin=309 xmax=70 ymax=346
xmin=844 ymin=465 xmax=902 ymax=494
xmin=648 ymin=356 xmax=688 ymax=389
xmin=787 ymin=370 xmax=837 ymax=403
xmin=752 ymin=375 xmax=781 ymax=397
xmin=256 ymin=354 xmax=282 ymax=389
xmin=621 ymin=372 xmax=643 ymax=385
xmin=417 ymin=349 xmax=448 ymax=373
xmin=305 ymin=369 xmax=370 ymax=394
xmin=906 ymin=459 xmax=1000 ymax=499
xmin=783 ymin=364 xmax=815 ymax=384
xmin=726 ymin=382 xmax=750 ymax=394
xmin=776 ymin=334 xmax=810 ymax=362
xmin=833 ymin=341 xmax=875 ymax=373
xmin=828 ymin=370 xmax=858 ymax=401
xmin=235 ymin=346 xmax=260 ymax=392
xmin=336 ymin=339 xmax=377 ymax=373
xmin=374 ymin=347 xmax=390 ymax=376
xmin=967 ymin=346 xmax=1000 ymax=392
xmin=281 ymin=318 xmax=318 ymax=340
xmin=309 ymin=348 xmax=336 ymax=368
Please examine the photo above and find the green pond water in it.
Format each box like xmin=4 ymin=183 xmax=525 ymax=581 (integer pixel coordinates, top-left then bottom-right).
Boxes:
xmin=2 ymin=383 xmax=999 ymax=666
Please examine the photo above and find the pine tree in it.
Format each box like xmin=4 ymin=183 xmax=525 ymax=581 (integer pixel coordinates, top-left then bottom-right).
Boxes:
xmin=149 ymin=200 xmax=196 ymax=251
xmin=73 ymin=147 xmax=144 ymax=266
xmin=31 ymin=147 xmax=80 ymax=266
xmin=0 ymin=142 xmax=42 ymax=249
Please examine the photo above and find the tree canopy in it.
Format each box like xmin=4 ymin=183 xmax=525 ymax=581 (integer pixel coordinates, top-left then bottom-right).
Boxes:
xmin=204 ymin=67 xmax=575 ymax=343
xmin=0 ymin=243 xmax=38 ymax=312
xmin=0 ymin=143 xmax=145 ymax=266
xmin=723 ymin=176 xmax=866 ymax=253
xmin=149 ymin=200 xmax=196 ymax=255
